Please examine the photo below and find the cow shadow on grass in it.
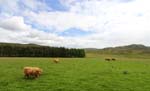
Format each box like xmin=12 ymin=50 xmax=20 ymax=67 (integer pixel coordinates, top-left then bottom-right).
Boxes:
xmin=22 ymin=76 xmax=38 ymax=80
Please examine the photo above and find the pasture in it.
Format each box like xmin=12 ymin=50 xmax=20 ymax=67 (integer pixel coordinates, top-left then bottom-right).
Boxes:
xmin=0 ymin=57 xmax=150 ymax=91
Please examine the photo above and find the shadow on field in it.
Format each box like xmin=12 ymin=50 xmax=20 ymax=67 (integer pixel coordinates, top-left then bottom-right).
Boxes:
xmin=22 ymin=77 xmax=38 ymax=80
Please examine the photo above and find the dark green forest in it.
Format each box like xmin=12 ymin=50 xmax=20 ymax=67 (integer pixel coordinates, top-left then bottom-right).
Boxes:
xmin=0 ymin=43 xmax=85 ymax=57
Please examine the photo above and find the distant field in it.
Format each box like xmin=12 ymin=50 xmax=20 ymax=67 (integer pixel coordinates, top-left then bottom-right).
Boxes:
xmin=0 ymin=57 xmax=150 ymax=91
xmin=86 ymin=52 xmax=150 ymax=59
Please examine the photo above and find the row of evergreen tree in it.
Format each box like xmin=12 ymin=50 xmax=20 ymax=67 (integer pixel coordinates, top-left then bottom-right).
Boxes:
xmin=0 ymin=43 xmax=85 ymax=57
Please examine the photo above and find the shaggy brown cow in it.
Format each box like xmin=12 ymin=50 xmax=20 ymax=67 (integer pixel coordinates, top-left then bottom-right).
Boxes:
xmin=105 ymin=58 xmax=111 ymax=61
xmin=53 ymin=58 xmax=59 ymax=63
xmin=24 ymin=67 xmax=33 ymax=78
xmin=112 ymin=58 xmax=116 ymax=61
xmin=32 ymin=67 xmax=42 ymax=77
xmin=24 ymin=67 xmax=42 ymax=78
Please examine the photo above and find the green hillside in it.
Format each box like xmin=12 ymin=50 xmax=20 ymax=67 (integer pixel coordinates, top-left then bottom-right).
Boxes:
xmin=85 ymin=44 xmax=150 ymax=58
xmin=99 ymin=44 xmax=150 ymax=54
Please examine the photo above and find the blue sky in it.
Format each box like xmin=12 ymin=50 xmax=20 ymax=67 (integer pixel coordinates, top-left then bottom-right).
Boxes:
xmin=44 ymin=0 xmax=68 ymax=11
xmin=0 ymin=0 xmax=150 ymax=48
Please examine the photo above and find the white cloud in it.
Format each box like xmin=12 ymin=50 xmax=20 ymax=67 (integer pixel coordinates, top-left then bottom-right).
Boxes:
xmin=24 ymin=11 xmax=99 ymax=31
xmin=0 ymin=16 xmax=63 ymax=46
xmin=0 ymin=0 xmax=150 ymax=48
xmin=0 ymin=16 xmax=88 ymax=48
xmin=22 ymin=0 xmax=51 ymax=11
xmin=0 ymin=0 xmax=50 ymax=15
xmin=0 ymin=16 xmax=31 ymax=31
xmin=0 ymin=0 xmax=19 ymax=14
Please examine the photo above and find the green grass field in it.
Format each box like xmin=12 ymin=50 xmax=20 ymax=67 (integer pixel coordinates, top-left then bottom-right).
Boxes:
xmin=1 ymin=57 xmax=150 ymax=91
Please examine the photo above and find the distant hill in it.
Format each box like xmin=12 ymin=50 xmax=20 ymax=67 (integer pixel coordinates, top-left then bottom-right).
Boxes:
xmin=0 ymin=43 xmax=42 ymax=47
xmin=84 ymin=48 xmax=99 ymax=52
xmin=86 ymin=44 xmax=150 ymax=55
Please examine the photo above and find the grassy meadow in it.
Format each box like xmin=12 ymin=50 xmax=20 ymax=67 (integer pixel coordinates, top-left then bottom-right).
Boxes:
xmin=1 ymin=56 xmax=150 ymax=91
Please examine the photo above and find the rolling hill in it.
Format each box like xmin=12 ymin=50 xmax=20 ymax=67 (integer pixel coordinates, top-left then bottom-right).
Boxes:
xmin=85 ymin=44 xmax=150 ymax=58
xmin=86 ymin=44 xmax=150 ymax=54
xmin=99 ymin=44 xmax=150 ymax=54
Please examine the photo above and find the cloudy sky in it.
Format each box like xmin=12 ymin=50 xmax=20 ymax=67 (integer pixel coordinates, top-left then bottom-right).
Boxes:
xmin=0 ymin=0 xmax=150 ymax=48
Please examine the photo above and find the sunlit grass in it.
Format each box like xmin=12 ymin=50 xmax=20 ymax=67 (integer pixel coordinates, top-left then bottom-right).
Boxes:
xmin=0 ymin=57 xmax=150 ymax=91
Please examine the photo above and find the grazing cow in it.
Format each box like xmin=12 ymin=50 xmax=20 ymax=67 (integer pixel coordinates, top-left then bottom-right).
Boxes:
xmin=53 ymin=58 xmax=59 ymax=63
xmin=32 ymin=67 xmax=42 ymax=77
xmin=105 ymin=58 xmax=111 ymax=61
xmin=112 ymin=58 xmax=116 ymax=61
xmin=23 ymin=67 xmax=42 ymax=78
xmin=24 ymin=67 xmax=33 ymax=78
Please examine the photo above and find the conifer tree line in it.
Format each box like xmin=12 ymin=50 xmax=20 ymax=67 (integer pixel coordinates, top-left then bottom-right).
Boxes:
xmin=0 ymin=43 xmax=85 ymax=57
